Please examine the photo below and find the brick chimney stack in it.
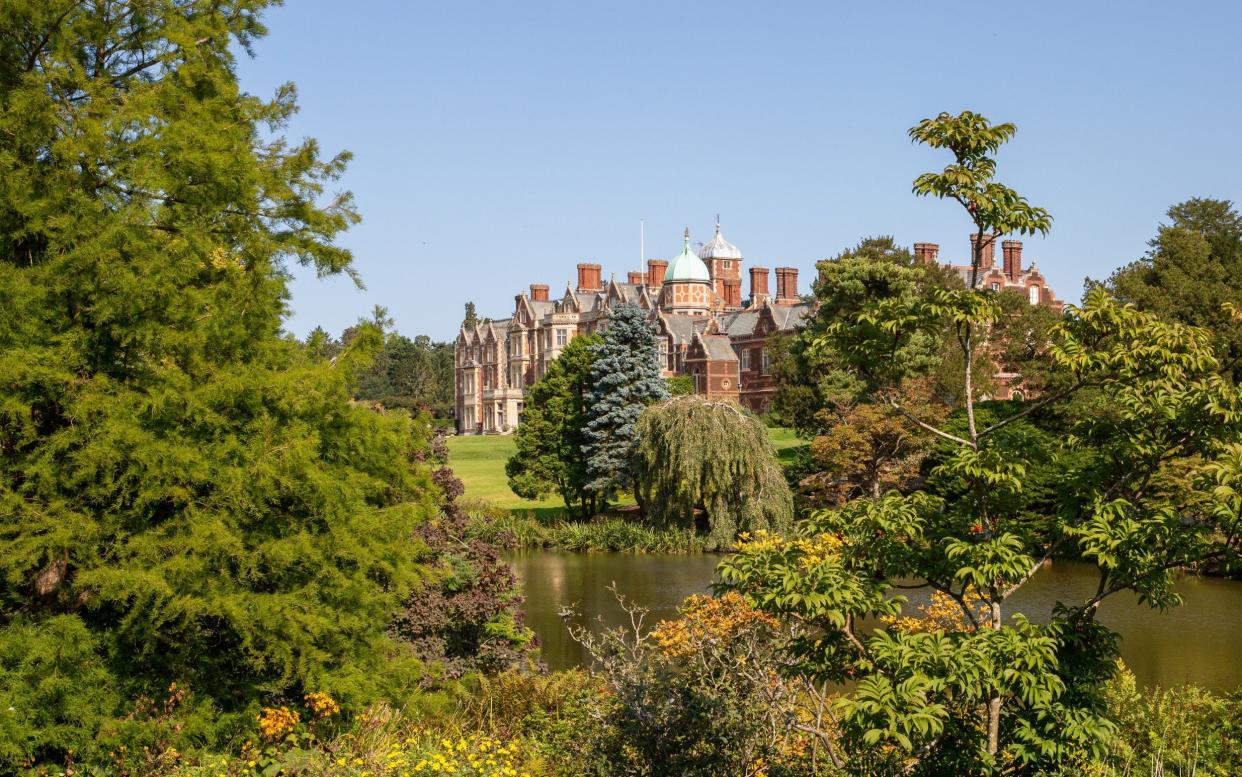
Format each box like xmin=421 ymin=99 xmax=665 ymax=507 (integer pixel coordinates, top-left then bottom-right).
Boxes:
xmin=646 ymin=259 xmax=668 ymax=288
xmin=970 ymin=233 xmax=997 ymax=269
xmin=774 ymin=267 xmax=799 ymax=304
xmin=576 ymin=262 xmax=602 ymax=292
xmin=749 ymin=266 xmax=770 ymax=303
xmin=1002 ymin=240 xmax=1023 ymax=281
xmin=627 ymin=271 xmax=645 ymax=285
xmin=529 ymin=283 xmax=549 ymax=302
xmin=723 ymin=279 xmax=742 ymax=308
xmin=913 ymin=242 xmax=940 ymax=266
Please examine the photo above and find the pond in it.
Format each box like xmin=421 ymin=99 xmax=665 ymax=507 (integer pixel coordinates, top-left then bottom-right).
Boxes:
xmin=507 ymin=550 xmax=1242 ymax=690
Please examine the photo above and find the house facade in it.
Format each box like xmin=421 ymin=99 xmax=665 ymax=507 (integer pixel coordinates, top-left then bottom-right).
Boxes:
xmin=454 ymin=228 xmax=1062 ymax=434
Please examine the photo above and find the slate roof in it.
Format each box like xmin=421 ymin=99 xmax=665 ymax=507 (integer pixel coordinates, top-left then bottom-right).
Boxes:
xmin=698 ymin=333 xmax=738 ymax=361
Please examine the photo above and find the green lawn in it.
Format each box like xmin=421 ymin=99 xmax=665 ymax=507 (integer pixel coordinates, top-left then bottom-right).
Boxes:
xmin=446 ymin=427 xmax=806 ymax=514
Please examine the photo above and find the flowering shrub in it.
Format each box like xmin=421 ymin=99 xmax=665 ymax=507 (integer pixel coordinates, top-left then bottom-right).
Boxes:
xmin=564 ymin=586 xmax=833 ymax=776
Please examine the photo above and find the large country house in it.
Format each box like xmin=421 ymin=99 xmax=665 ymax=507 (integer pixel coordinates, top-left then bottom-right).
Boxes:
xmin=454 ymin=227 xmax=1061 ymax=434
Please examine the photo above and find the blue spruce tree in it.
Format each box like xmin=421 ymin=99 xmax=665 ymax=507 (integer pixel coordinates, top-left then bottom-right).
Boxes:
xmin=583 ymin=303 xmax=670 ymax=500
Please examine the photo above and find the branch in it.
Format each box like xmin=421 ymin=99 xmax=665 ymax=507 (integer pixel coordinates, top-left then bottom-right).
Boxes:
xmin=1000 ymin=541 xmax=1061 ymax=600
xmin=978 ymin=379 xmax=1085 ymax=437
xmin=886 ymin=396 xmax=973 ymax=448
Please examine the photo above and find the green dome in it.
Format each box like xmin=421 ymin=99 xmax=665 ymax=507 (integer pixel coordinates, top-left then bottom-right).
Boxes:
xmin=665 ymin=228 xmax=711 ymax=282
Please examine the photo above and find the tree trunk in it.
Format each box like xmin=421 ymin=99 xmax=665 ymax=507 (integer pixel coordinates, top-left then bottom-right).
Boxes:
xmin=986 ymin=599 xmax=1002 ymax=755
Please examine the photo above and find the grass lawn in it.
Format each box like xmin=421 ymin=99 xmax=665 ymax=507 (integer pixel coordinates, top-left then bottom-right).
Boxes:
xmin=446 ymin=426 xmax=807 ymax=515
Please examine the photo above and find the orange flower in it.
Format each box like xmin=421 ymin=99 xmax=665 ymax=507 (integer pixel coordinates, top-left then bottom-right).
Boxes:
xmin=304 ymin=691 xmax=340 ymax=719
xmin=257 ymin=706 xmax=300 ymax=742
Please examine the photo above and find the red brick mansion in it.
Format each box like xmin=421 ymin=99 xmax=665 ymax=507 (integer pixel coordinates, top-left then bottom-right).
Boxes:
xmin=454 ymin=228 xmax=1061 ymax=434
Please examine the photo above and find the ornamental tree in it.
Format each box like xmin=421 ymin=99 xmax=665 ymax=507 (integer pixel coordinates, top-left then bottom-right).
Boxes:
xmin=505 ymin=334 xmax=602 ymax=519
xmin=634 ymin=396 xmax=793 ymax=548
xmin=718 ymin=114 xmax=1242 ymax=775
xmin=583 ymin=303 xmax=669 ymax=501
xmin=909 ymin=111 xmax=1052 ymax=289
xmin=0 ymin=0 xmax=440 ymax=765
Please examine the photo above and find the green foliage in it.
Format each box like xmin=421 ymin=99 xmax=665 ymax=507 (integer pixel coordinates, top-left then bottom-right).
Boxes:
xmin=770 ymin=237 xmax=954 ymax=438
xmin=505 ymin=335 xmax=601 ymax=519
xmin=717 ymin=113 xmax=1242 ymax=774
xmin=1103 ymin=198 xmax=1242 ymax=380
xmin=1099 ymin=663 xmax=1242 ymax=777
xmin=468 ymin=509 xmax=710 ymax=554
xmin=308 ymin=307 xmax=456 ymax=416
xmin=634 ymin=397 xmax=794 ymax=549
xmin=909 ymin=110 xmax=1052 ymax=286
xmin=0 ymin=1 xmax=443 ymax=767
xmin=583 ymin=304 xmax=669 ymax=500
xmin=562 ymin=589 xmax=830 ymax=777
xmin=664 ymin=374 xmax=695 ymax=396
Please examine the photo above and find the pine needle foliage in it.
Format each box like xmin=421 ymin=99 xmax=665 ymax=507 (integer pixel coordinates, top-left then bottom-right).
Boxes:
xmin=635 ymin=396 xmax=793 ymax=548
xmin=583 ymin=304 xmax=669 ymax=499
xmin=0 ymin=1 xmax=442 ymax=765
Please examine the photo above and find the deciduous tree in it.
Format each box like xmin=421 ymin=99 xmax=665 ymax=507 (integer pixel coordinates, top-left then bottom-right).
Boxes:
xmin=720 ymin=113 xmax=1242 ymax=774
xmin=634 ymin=396 xmax=793 ymax=548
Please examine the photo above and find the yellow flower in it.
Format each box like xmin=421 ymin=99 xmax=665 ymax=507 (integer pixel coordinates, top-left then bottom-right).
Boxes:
xmin=256 ymin=706 xmax=300 ymax=742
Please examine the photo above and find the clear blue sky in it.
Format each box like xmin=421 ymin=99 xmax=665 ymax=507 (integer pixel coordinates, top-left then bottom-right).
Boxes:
xmin=235 ymin=1 xmax=1242 ymax=342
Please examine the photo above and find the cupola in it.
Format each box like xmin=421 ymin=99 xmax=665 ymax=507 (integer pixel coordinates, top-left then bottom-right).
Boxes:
xmin=665 ymin=228 xmax=712 ymax=282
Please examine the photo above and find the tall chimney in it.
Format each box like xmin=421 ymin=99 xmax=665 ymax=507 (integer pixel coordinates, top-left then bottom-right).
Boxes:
xmin=774 ymin=267 xmax=799 ymax=304
xmin=647 ymin=258 xmax=668 ymax=288
xmin=576 ymin=262 xmax=602 ymax=292
xmin=913 ymin=242 xmax=940 ymax=266
xmin=749 ymin=266 xmax=770 ymax=303
xmin=970 ymin=233 xmax=997 ymax=269
xmin=529 ymin=283 xmax=549 ymax=302
xmin=723 ymin=279 xmax=742 ymax=308
xmin=627 ymin=271 xmax=644 ymax=285
xmin=1002 ymin=240 xmax=1023 ymax=281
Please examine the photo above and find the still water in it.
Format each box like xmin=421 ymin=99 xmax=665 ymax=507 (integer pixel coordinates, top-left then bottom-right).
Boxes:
xmin=507 ymin=551 xmax=1242 ymax=690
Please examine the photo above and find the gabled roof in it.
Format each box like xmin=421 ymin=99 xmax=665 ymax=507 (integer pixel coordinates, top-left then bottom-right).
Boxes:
xmin=718 ymin=309 xmax=761 ymax=337
xmin=770 ymin=303 xmax=812 ymax=331
xmin=659 ymin=313 xmax=709 ymax=346
xmin=691 ymin=331 xmax=738 ymax=362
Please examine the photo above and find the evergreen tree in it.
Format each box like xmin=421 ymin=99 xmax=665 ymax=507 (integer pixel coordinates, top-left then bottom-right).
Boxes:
xmin=505 ymin=335 xmax=601 ymax=518
xmin=1103 ymin=198 xmax=1242 ymax=378
xmin=583 ymin=304 xmax=669 ymax=500
xmin=0 ymin=1 xmax=439 ymax=764
xmin=462 ymin=301 xmax=479 ymax=329
xmin=634 ymin=396 xmax=793 ymax=548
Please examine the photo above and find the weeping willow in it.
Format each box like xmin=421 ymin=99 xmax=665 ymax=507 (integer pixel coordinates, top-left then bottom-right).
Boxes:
xmin=635 ymin=396 xmax=794 ymax=548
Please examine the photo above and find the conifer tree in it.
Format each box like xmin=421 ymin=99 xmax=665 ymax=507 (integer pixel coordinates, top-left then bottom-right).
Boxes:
xmin=506 ymin=335 xmax=601 ymax=518
xmin=0 ymin=1 xmax=439 ymax=764
xmin=582 ymin=304 xmax=669 ymax=500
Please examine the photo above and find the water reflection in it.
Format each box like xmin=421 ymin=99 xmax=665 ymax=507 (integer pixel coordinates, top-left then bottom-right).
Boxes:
xmin=507 ymin=551 xmax=1242 ymax=690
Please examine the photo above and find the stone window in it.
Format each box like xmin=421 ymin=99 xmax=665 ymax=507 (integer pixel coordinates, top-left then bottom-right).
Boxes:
xmin=1029 ymin=285 xmax=1040 ymax=305
xmin=740 ymin=348 xmax=750 ymax=371
xmin=761 ymin=349 xmax=771 ymax=374
xmin=991 ymin=282 xmax=1000 ymax=291
xmin=556 ymin=329 xmax=568 ymax=347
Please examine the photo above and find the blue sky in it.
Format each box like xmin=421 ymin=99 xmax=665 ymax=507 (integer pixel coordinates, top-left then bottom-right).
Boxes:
xmin=235 ymin=1 xmax=1242 ymax=342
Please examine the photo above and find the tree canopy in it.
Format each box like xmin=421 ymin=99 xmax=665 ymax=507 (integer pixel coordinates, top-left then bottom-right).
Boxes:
xmin=583 ymin=303 xmax=669 ymax=500
xmin=0 ymin=0 xmax=443 ymax=764
xmin=635 ymin=396 xmax=793 ymax=549
xmin=721 ymin=113 xmax=1242 ymax=773
xmin=505 ymin=334 xmax=601 ymax=518
xmin=1103 ymin=198 xmax=1242 ymax=378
